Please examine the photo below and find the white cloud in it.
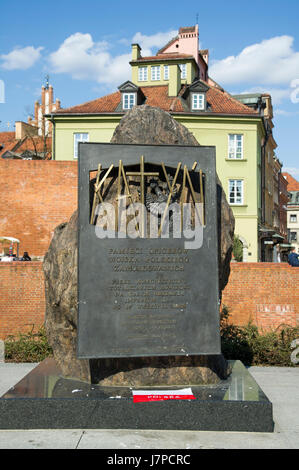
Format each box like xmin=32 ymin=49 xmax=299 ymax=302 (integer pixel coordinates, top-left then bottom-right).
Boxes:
xmin=132 ymin=30 xmax=177 ymax=56
xmin=283 ymin=167 xmax=299 ymax=177
xmin=1 ymin=46 xmax=43 ymax=70
xmin=48 ymin=29 xmax=178 ymax=86
xmin=48 ymin=32 xmax=131 ymax=85
xmin=209 ymin=36 xmax=299 ymax=87
xmin=275 ymin=109 xmax=299 ymax=116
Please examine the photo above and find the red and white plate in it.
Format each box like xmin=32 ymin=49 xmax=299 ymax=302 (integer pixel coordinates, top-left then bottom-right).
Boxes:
xmin=132 ymin=387 xmax=196 ymax=403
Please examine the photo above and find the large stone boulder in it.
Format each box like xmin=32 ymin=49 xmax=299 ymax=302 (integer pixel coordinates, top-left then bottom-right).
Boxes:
xmin=43 ymin=105 xmax=234 ymax=384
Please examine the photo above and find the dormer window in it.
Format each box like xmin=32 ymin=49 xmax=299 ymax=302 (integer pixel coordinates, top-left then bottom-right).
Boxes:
xmin=192 ymin=93 xmax=205 ymax=110
xmin=118 ymin=81 xmax=141 ymax=111
xmin=123 ymin=93 xmax=136 ymax=110
xmin=183 ymin=80 xmax=209 ymax=112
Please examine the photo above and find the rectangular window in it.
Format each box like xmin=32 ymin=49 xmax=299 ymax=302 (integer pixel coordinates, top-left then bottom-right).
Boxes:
xmin=290 ymin=214 xmax=297 ymax=223
xmin=138 ymin=67 xmax=148 ymax=81
xmin=180 ymin=63 xmax=187 ymax=79
xmin=73 ymin=133 xmax=89 ymax=159
xmin=123 ymin=93 xmax=136 ymax=110
xmin=192 ymin=93 xmax=205 ymax=110
xmin=229 ymin=179 xmax=244 ymax=205
xmin=151 ymin=66 xmax=160 ymax=81
xmin=164 ymin=65 xmax=169 ymax=80
xmin=290 ymin=231 xmax=297 ymax=241
xmin=228 ymin=134 xmax=243 ymax=159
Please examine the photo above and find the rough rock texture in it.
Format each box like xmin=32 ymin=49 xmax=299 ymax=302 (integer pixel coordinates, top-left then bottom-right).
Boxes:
xmin=90 ymin=354 xmax=230 ymax=386
xmin=43 ymin=105 xmax=234 ymax=385
xmin=43 ymin=210 xmax=90 ymax=381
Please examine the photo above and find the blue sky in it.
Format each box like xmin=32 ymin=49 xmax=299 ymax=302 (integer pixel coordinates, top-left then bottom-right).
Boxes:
xmin=0 ymin=0 xmax=299 ymax=175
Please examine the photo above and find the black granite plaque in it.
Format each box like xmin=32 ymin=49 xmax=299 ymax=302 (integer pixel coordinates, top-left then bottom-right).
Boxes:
xmin=78 ymin=143 xmax=220 ymax=359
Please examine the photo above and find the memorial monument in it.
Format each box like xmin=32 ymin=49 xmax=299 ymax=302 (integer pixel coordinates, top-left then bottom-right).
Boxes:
xmin=0 ymin=106 xmax=274 ymax=432
xmin=44 ymin=105 xmax=234 ymax=385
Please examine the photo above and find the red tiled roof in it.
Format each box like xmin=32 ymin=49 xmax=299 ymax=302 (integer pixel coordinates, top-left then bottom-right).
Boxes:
xmin=0 ymin=141 xmax=18 ymax=157
xmin=54 ymin=83 xmax=258 ymax=117
xmin=0 ymin=132 xmax=18 ymax=157
xmin=206 ymin=86 xmax=257 ymax=115
xmin=142 ymin=86 xmax=185 ymax=112
xmin=0 ymin=132 xmax=15 ymax=143
xmin=282 ymin=172 xmax=299 ymax=191
xmin=0 ymin=132 xmax=52 ymax=159
xmin=55 ymin=91 xmax=120 ymax=114
xmin=17 ymin=136 xmax=52 ymax=155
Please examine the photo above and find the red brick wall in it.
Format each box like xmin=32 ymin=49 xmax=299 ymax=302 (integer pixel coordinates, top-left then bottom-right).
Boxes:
xmin=1 ymin=262 xmax=298 ymax=339
xmin=222 ymin=263 xmax=299 ymax=330
xmin=0 ymin=262 xmax=45 ymax=339
xmin=0 ymin=160 xmax=77 ymax=258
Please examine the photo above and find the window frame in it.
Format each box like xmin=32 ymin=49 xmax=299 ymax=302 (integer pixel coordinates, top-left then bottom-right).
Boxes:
xmin=228 ymin=134 xmax=244 ymax=160
xmin=73 ymin=132 xmax=89 ymax=160
xmin=180 ymin=63 xmax=187 ymax=79
xmin=228 ymin=179 xmax=244 ymax=205
xmin=151 ymin=65 xmax=161 ymax=81
xmin=290 ymin=214 xmax=297 ymax=223
xmin=138 ymin=66 xmax=148 ymax=82
xmin=163 ymin=65 xmax=169 ymax=80
xmin=122 ymin=92 xmax=136 ymax=110
xmin=191 ymin=93 xmax=205 ymax=111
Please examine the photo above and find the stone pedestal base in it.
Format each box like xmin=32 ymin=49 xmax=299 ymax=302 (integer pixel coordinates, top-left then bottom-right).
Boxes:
xmin=0 ymin=358 xmax=274 ymax=432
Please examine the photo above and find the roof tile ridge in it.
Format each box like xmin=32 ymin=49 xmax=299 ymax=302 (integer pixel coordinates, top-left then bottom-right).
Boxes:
xmin=170 ymin=86 xmax=188 ymax=111
xmin=169 ymin=96 xmax=179 ymax=112
xmin=178 ymin=84 xmax=188 ymax=97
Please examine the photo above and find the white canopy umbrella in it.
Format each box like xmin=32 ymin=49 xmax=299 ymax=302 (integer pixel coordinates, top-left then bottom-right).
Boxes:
xmin=0 ymin=237 xmax=20 ymax=258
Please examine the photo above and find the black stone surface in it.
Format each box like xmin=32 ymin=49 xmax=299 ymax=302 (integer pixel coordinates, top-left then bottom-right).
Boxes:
xmin=78 ymin=143 xmax=221 ymax=359
xmin=0 ymin=359 xmax=274 ymax=432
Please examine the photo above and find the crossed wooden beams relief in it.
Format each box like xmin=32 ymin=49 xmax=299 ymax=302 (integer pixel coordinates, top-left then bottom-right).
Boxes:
xmin=90 ymin=155 xmax=205 ymax=236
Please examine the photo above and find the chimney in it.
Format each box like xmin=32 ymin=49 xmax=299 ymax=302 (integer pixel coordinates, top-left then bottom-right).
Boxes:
xmin=15 ymin=121 xmax=24 ymax=139
xmin=168 ymin=64 xmax=181 ymax=97
xmin=132 ymin=43 xmax=141 ymax=61
xmin=34 ymin=100 xmax=39 ymax=123
xmin=49 ymin=85 xmax=53 ymax=106
xmin=41 ymin=86 xmax=45 ymax=109
xmin=15 ymin=121 xmax=38 ymax=139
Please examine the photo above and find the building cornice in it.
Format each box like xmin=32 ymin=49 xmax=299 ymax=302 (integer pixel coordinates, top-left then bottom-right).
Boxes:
xmin=47 ymin=111 xmax=263 ymax=123
xmin=130 ymin=56 xmax=195 ymax=65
